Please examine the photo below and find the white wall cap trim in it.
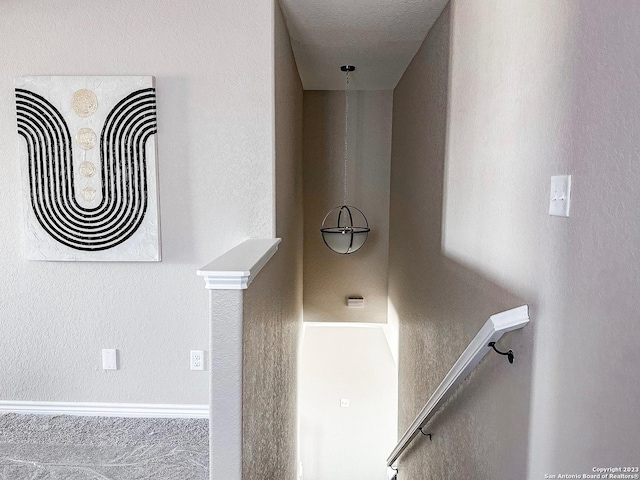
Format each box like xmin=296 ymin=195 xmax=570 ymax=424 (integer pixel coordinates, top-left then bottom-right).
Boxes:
xmin=197 ymin=238 xmax=282 ymax=290
xmin=0 ymin=401 xmax=209 ymax=418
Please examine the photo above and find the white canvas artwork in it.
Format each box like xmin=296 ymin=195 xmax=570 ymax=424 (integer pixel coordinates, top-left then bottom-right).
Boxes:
xmin=14 ymin=76 xmax=161 ymax=261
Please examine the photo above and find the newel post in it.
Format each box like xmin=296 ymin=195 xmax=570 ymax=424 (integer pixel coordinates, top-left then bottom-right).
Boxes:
xmin=197 ymin=238 xmax=281 ymax=480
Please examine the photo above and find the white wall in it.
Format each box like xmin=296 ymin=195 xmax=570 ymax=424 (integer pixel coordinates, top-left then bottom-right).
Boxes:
xmin=299 ymin=324 xmax=397 ymax=480
xmin=0 ymin=0 xmax=275 ymax=404
xmin=390 ymin=0 xmax=640 ymax=478
xmin=303 ymin=90 xmax=392 ymax=323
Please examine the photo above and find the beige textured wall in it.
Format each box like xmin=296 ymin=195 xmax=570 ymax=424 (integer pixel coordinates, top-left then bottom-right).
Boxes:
xmin=0 ymin=0 xmax=275 ymax=405
xmin=303 ymin=90 xmax=392 ymax=323
xmin=390 ymin=0 xmax=640 ymax=478
xmin=241 ymin=3 xmax=303 ymax=479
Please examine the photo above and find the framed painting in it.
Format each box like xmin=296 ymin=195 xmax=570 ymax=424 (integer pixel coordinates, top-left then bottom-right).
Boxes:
xmin=14 ymin=76 xmax=161 ymax=261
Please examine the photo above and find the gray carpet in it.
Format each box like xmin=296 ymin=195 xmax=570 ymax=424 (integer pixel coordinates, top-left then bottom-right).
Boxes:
xmin=0 ymin=414 xmax=208 ymax=480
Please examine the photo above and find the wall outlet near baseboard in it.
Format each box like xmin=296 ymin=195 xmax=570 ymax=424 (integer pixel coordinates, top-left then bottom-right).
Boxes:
xmin=102 ymin=349 xmax=118 ymax=370
xmin=190 ymin=350 xmax=205 ymax=371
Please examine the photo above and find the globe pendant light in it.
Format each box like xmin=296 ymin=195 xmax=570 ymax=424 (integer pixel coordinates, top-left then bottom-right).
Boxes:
xmin=320 ymin=65 xmax=370 ymax=255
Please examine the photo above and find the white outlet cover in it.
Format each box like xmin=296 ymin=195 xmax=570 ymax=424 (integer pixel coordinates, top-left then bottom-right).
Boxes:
xmin=340 ymin=398 xmax=350 ymax=408
xmin=549 ymin=175 xmax=572 ymax=217
xmin=190 ymin=350 xmax=205 ymax=371
xmin=102 ymin=349 xmax=118 ymax=370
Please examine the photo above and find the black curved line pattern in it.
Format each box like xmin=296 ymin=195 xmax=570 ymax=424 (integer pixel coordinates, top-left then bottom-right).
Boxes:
xmin=15 ymin=87 xmax=157 ymax=251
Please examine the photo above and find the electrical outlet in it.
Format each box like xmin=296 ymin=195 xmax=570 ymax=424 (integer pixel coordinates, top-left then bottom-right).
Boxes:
xmin=190 ymin=350 xmax=205 ymax=371
xmin=340 ymin=398 xmax=350 ymax=408
xmin=102 ymin=349 xmax=118 ymax=370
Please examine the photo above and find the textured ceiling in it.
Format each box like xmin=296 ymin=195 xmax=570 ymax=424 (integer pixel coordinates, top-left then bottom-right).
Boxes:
xmin=278 ymin=0 xmax=449 ymax=90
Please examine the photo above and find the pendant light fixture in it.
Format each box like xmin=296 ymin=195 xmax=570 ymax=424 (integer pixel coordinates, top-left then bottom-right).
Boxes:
xmin=320 ymin=65 xmax=370 ymax=255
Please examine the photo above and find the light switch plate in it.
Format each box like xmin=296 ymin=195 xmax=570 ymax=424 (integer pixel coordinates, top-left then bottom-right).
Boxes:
xmin=549 ymin=175 xmax=571 ymax=217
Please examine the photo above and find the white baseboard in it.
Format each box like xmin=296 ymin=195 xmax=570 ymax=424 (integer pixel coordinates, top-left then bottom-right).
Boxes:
xmin=0 ymin=401 xmax=209 ymax=419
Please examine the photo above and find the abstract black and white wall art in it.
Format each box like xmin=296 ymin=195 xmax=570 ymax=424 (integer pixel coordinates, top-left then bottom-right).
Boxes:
xmin=14 ymin=76 xmax=161 ymax=261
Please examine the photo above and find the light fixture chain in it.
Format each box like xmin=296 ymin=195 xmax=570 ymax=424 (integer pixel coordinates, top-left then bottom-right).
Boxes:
xmin=344 ymin=68 xmax=349 ymax=206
